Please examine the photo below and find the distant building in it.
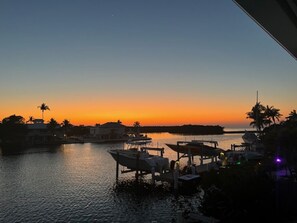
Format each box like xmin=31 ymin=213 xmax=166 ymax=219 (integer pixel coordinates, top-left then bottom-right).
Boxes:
xmin=26 ymin=119 xmax=61 ymax=145
xmin=27 ymin=119 xmax=46 ymax=130
xmin=90 ymin=122 xmax=126 ymax=140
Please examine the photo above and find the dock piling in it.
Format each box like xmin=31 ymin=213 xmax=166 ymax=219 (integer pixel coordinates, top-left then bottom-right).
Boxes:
xmin=116 ymin=150 xmax=119 ymax=181
xmin=135 ymin=152 xmax=140 ymax=181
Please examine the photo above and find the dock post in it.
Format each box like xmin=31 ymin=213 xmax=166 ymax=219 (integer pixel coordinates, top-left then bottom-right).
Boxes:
xmin=151 ymin=167 xmax=155 ymax=184
xmin=173 ymin=162 xmax=180 ymax=191
xmin=116 ymin=151 xmax=119 ymax=181
xmin=136 ymin=152 xmax=139 ymax=181
xmin=187 ymin=148 xmax=192 ymax=167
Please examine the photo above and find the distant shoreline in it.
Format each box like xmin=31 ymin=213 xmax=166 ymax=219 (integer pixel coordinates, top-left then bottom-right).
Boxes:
xmin=223 ymin=130 xmax=257 ymax=134
xmin=127 ymin=124 xmax=224 ymax=135
xmin=127 ymin=125 xmax=257 ymax=135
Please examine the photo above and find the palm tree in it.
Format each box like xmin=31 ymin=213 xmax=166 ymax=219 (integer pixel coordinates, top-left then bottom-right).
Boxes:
xmin=47 ymin=118 xmax=59 ymax=135
xmin=246 ymin=102 xmax=268 ymax=132
xmin=265 ymin=105 xmax=282 ymax=125
xmin=38 ymin=103 xmax=50 ymax=120
xmin=61 ymin=119 xmax=71 ymax=128
xmin=286 ymin=110 xmax=297 ymax=122
xmin=133 ymin=121 xmax=141 ymax=135
xmin=61 ymin=119 xmax=72 ymax=137
xmin=26 ymin=116 xmax=35 ymax=124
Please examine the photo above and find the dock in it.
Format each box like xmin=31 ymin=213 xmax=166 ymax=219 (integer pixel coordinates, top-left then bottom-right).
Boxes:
xmin=112 ymin=140 xmax=221 ymax=191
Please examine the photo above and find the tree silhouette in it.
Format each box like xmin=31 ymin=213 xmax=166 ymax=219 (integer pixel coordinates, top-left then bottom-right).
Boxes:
xmin=265 ymin=105 xmax=282 ymax=125
xmin=246 ymin=102 xmax=269 ymax=132
xmin=26 ymin=116 xmax=35 ymax=124
xmin=132 ymin=121 xmax=141 ymax=135
xmin=61 ymin=119 xmax=72 ymax=137
xmin=38 ymin=103 xmax=50 ymax=120
xmin=2 ymin=115 xmax=25 ymax=125
xmin=286 ymin=110 xmax=297 ymax=122
xmin=133 ymin=121 xmax=140 ymax=128
xmin=1 ymin=115 xmax=27 ymax=145
xmin=47 ymin=118 xmax=59 ymax=135
xmin=61 ymin=119 xmax=71 ymax=128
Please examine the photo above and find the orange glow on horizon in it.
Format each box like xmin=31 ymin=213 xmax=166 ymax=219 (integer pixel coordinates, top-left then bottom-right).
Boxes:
xmin=0 ymin=101 xmax=251 ymax=128
xmin=0 ymin=97 xmax=291 ymax=128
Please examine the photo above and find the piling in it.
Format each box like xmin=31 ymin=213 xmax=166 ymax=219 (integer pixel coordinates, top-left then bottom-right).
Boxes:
xmin=151 ymin=167 xmax=155 ymax=184
xmin=135 ymin=152 xmax=140 ymax=181
xmin=116 ymin=150 xmax=119 ymax=181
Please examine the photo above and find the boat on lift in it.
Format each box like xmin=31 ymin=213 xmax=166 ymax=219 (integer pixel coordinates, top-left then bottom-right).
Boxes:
xmin=242 ymin=131 xmax=258 ymax=144
xmin=166 ymin=140 xmax=224 ymax=157
xmin=109 ymin=141 xmax=169 ymax=173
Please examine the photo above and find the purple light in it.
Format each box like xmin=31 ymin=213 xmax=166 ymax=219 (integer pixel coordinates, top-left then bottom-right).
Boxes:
xmin=275 ymin=157 xmax=282 ymax=163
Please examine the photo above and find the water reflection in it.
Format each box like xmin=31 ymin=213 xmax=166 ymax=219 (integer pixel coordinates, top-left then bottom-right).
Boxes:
xmin=0 ymin=145 xmax=63 ymax=156
xmin=0 ymin=132 xmax=244 ymax=222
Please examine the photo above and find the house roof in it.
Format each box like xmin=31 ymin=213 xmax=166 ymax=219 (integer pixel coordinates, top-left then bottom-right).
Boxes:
xmin=100 ymin=122 xmax=126 ymax=128
xmin=234 ymin=0 xmax=297 ymax=60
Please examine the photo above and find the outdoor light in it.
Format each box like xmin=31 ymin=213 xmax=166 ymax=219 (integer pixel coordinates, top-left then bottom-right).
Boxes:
xmin=275 ymin=157 xmax=282 ymax=164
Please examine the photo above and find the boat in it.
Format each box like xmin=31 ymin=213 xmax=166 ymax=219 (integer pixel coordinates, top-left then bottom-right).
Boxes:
xmin=126 ymin=133 xmax=152 ymax=142
xmin=242 ymin=131 xmax=258 ymax=144
xmin=166 ymin=140 xmax=223 ymax=157
xmin=223 ymin=143 xmax=263 ymax=165
xmin=242 ymin=131 xmax=265 ymax=152
xmin=109 ymin=142 xmax=169 ymax=173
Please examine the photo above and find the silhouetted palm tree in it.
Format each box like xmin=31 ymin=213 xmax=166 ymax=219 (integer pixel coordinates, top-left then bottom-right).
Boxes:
xmin=61 ymin=119 xmax=70 ymax=128
xmin=246 ymin=102 xmax=268 ymax=132
xmin=26 ymin=116 xmax=35 ymax=124
xmin=61 ymin=119 xmax=72 ymax=137
xmin=286 ymin=110 xmax=297 ymax=122
xmin=38 ymin=103 xmax=50 ymax=120
xmin=47 ymin=118 xmax=59 ymax=135
xmin=265 ymin=105 xmax=282 ymax=125
xmin=133 ymin=121 xmax=141 ymax=134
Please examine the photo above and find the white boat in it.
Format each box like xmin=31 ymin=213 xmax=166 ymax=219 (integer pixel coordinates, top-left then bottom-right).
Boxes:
xmin=109 ymin=144 xmax=169 ymax=173
xmin=224 ymin=144 xmax=263 ymax=165
xmin=126 ymin=133 xmax=152 ymax=142
xmin=242 ymin=131 xmax=258 ymax=144
xmin=242 ymin=131 xmax=265 ymax=152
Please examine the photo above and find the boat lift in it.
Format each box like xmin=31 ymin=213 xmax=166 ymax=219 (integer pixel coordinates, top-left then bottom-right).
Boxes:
xmin=175 ymin=140 xmax=220 ymax=166
xmin=115 ymin=146 xmax=167 ymax=182
xmin=113 ymin=140 xmax=221 ymax=191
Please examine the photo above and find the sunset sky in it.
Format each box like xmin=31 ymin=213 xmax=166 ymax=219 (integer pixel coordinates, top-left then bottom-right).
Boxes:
xmin=1 ymin=0 xmax=296 ymax=128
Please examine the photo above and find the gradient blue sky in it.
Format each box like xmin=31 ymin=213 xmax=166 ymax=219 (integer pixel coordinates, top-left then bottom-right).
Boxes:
xmin=1 ymin=0 xmax=296 ymax=127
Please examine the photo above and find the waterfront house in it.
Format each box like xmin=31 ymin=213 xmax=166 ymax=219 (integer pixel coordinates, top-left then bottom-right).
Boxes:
xmin=90 ymin=122 xmax=126 ymax=140
xmin=26 ymin=119 xmax=61 ymax=145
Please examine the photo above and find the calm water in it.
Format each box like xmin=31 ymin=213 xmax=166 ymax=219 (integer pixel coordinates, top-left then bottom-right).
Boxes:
xmin=0 ymin=132 xmax=243 ymax=222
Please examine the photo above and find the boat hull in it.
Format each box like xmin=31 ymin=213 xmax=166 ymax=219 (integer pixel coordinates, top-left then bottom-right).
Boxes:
xmin=109 ymin=150 xmax=169 ymax=172
xmin=242 ymin=132 xmax=258 ymax=144
xmin=166 ymin=143 xmax=222 ymax=157
xmin=225 ymin=151 xmax=263 ymax=164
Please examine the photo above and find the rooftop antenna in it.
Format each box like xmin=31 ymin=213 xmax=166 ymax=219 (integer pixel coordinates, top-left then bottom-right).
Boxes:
xmin=256 ymin=90 xmax=260 ymax=133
